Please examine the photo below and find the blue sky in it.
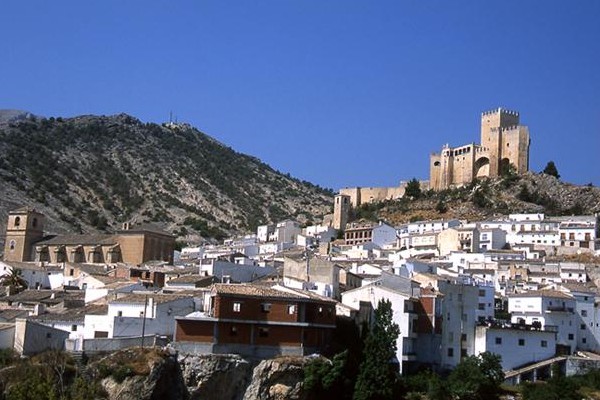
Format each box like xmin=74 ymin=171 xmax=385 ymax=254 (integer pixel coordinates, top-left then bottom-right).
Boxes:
xmin=1 ymin=1 xmax=599 ymax=189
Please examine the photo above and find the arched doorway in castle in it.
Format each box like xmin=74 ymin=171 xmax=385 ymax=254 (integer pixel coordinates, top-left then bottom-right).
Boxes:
xmin=475 ymin=157 xmax=490 ymax=178
xmin=500 ymin=158 xmax=512 ymax=175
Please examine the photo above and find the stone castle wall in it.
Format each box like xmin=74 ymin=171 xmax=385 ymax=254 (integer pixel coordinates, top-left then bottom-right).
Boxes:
xmin=430 ymin=107 xmax=530 ymax=190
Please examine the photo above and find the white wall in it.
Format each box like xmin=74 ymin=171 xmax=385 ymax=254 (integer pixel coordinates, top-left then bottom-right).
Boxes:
xmin=342 ymin=285 xmax=413 ymax=373
xmin=474 ymin=326 xmax=556 ymax=370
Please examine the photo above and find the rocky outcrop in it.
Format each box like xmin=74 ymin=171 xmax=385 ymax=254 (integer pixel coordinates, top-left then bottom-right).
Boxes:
xmin=243 ymin=357 xmax=307 ymax=400
xmin=100 ymin=349 xmax=188 ymax=400
xmin=91 ymin=348 xmax=311 ymax=400
xmin=179 ymin=353 xmax=252 ymax=400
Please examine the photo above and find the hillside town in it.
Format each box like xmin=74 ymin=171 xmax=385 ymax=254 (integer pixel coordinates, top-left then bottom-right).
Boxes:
xmin=1 ymin=200 xmax=599 ymax=382
xmin=1 ymin=108 xmax=599 ymax=390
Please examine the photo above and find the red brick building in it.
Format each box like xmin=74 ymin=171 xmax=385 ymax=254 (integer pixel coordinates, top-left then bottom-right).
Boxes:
xmin=174 ymin=284 xmax=336 ymax=358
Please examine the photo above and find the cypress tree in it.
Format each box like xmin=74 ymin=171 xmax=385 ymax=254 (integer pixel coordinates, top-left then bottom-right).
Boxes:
xmin=354 ymin=299 xmax=400 ymax=400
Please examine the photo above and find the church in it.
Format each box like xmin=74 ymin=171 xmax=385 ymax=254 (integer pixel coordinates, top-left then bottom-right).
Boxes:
xmin=3 ymin=207 xmax=175 ymax=265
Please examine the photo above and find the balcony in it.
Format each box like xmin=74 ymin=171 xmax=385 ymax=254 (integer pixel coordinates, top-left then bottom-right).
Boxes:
xmin=546 ymin=306 xmax=574 ymax=313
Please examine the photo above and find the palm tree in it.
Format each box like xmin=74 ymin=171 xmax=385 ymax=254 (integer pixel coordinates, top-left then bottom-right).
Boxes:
xmin=0 ymin=268 xmax=29 ymax=293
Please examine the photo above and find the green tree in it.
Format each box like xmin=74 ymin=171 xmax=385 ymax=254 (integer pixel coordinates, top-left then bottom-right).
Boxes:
xmin=448 ymin=352 xmax=504 ymax=400
xmin=354 ymin=299 xmax=400 ymax=400
xmin=0 ymin=268 xmax=29 ymax=292
xmin=435 ymin=199 xmax=448 ymax=214
xmin=304 ymin=351 xmax=354 ymax=399
xmin=404 ymin=178 xmax=422 ymax=199
xmin=542 ymin=161 xmax=560 ymax=179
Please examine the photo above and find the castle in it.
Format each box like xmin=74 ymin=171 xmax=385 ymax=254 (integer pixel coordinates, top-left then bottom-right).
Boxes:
xmin=333 ymin=107 xmax=531 ymax=230
xmin=430 ymin=107 xmax=530 ymax=190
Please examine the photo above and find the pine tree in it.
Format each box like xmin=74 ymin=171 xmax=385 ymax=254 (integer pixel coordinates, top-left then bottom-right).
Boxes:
xmin=404 ymin=178 xmax=422 ymax=199
xmin=542 ymin=161 xmax=560 ymax=179
xmin=354 ymin=299 xmax=400 ymax=400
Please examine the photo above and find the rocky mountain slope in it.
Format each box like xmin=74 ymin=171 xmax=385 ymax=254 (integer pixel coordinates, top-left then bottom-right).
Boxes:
xmin=360 ymin=172 xmax=600 ymax=226
xmin=0 ymin=112 xmax=333 ymax=243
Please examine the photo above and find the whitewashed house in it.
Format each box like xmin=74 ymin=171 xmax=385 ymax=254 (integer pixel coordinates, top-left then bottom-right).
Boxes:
xmin=372 ymin=222 xmax=398 ymax=248
xmin=508 ymin=290 xmax=577 ymax=354
xmin=341 ymin=272 xmax=420 ymax=374
xmin=437 ymin=279 xmax=495 ymax=369
xmin=0 ymin=261 xmax=54 ymax=290
xmin=474 ymin=324 xmax=556 ymax=370
xmin=83 ymin=294 xmax=195 ymax=339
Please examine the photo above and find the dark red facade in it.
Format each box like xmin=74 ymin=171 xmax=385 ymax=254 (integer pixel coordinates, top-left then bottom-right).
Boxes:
xmin=175 ymin=285 xmax=336 ymax=354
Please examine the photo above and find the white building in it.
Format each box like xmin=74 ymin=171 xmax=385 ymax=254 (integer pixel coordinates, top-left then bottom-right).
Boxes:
xmin=0 ymin=261 xmax=56 ymax=290
xmin=341 ymin=273 xmax=420 ymax=374
xmin=372 ymin=222 xmax=398 ymax=248
xmin=557 ymin=216 xmax=598 ymax=251
xmin=437 ymin=279 xmax=495 ymax=369
xmin=478 ymin=228 xmax=507 ymax=252
xmin=474 ymin=325 xmax=556 ymax=370
xmin=508 ymin=290 xmax=577 ymax=353
xmin=83 ymin=294 xmax=195 ymax=339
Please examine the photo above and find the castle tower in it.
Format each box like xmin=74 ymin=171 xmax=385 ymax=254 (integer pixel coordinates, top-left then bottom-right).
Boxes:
xmin=333 ymin=194 xmax=351 ymax=231
xmin=3 ymin=208 xmax=45 ymax=262
xmin=480 ymin=108 xmax=521 ymax=177
xmin=430 ymin=107 xmax=531 ymax=191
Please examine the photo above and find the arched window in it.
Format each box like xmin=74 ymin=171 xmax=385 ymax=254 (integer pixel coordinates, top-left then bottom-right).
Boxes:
xmin=9 ymin=240 xmax=16 ymax=251
xmin=14 ymin=217 xmax=20 ymax=227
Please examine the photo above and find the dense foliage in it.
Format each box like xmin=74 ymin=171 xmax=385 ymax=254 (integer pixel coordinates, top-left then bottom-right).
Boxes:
xmin=354 ymin=299 xmax=401 ymax=400
xmin=542 ymin=161 xmax=560 ymax=179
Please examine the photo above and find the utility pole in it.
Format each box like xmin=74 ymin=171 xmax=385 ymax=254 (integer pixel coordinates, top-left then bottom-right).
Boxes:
xmin=141 ymin=294 xmax=148 ymax=348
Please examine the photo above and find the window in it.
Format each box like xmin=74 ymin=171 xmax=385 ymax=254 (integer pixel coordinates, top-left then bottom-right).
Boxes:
xmin=258 ymin=327 xmax=269 ymax=338
xmin=9 ymin=240 xmax=15 ymax=251
xmin=71 ymin=325 xmax=77 ymax=332
xmin=230 ymin=326 xmax=238 ymax=336
xmin=288 ymin=305 xmax=296 ymax=315
xmin=582 ymin=310 xmax=588 ymax=317
xmin=260 ymin=303 xmax=271 ymax=313
xmin=14 ymin=217 xmax=20 ymax=227
xmin=581 ymin=324 xmax=586 ymax=330
xmin=46 ymin=332 xmax=51 ymax=339
xmin=233 ymin=302 xmax=241 ymax=312
xmin=478 ymin=303 xmax=485 ymax=310
xmin=518 ymin=339 xmax=525 ymax=346
xmin=568 ymin=334 xmax=574 ymax=340
xmin=117 ymin=311 xmax=123 ymax=317
xmin=318 ymin=306 xmax=324 ymax=316
xmin=583 ymin=338 xmax=587 ymax=344
xmin=447 ymin=348 xmax=454 ymax=357
xmin=139 ymin=311 xmax=144 ymax=317
xmin=495 ymin=337 xmax=502 ymax=345
xmin=478 ymin=289 xmax=485 ymax=297
xmin=541 ymin=340 xmax=548 ymax=348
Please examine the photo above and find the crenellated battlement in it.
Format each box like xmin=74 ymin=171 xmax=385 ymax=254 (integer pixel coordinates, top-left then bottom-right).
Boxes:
xmin=490 ymin=125 xmax=520 ymax=132
xmin=431 ymin=107 xmax=530 ymax=191
xmin=481 ymin=107 xmax=519 ymax=117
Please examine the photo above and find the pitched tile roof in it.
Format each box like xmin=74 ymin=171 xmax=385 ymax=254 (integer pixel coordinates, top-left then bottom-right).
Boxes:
xmin=508 ymin=289 xmax=574 ymax=299
xmin=36 ymin=234 xmax=117 ymax=246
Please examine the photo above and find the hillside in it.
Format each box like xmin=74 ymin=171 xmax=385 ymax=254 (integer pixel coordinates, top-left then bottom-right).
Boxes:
xmin=356 ymin=172 xmax=600 ymax=225
xmin=0 ymin=113 xmax=333 ymax=243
